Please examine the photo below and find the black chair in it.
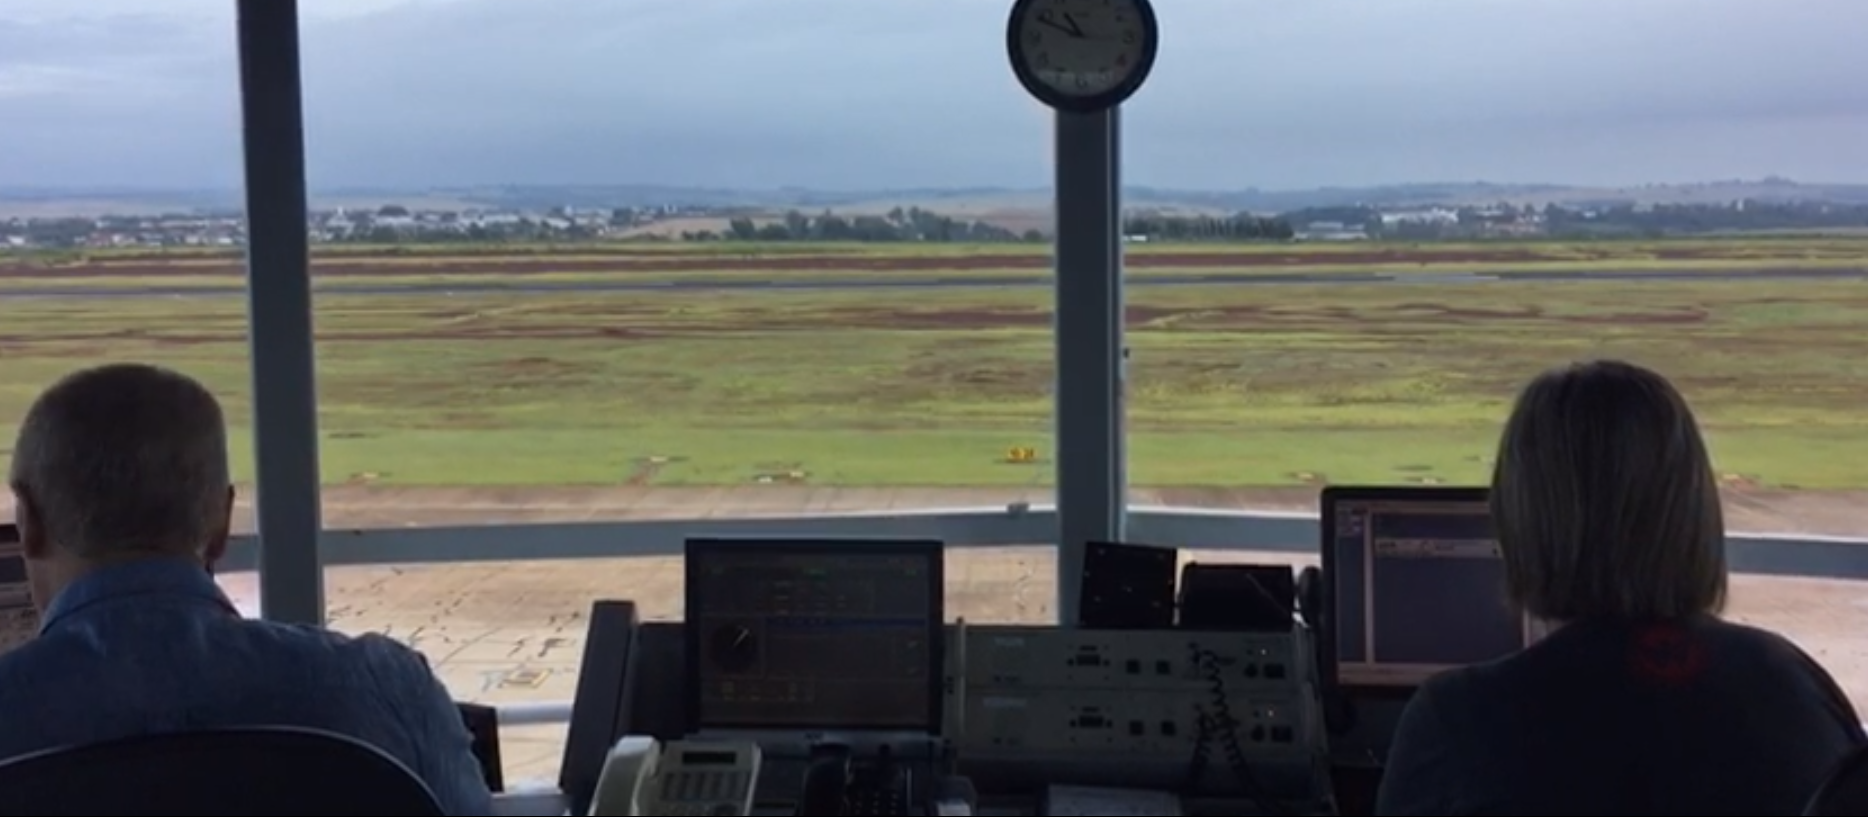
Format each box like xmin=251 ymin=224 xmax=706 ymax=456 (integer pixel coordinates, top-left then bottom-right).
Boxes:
xmin=1806 ymin=745 xmax=1868 ymax=815
xmin=0 ymin=726 xmax=445 ymax=816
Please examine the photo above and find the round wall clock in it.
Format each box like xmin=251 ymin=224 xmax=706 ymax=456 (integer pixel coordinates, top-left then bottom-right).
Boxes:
xmin=1006 ymin=0 xmax=1160 ymax=113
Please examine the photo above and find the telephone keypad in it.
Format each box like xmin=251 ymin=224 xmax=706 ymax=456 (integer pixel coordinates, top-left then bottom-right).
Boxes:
xmin=846 ymin=788 xmax=910 ymax=815
xmin=655 ymin=770 xmax=752 ymax=815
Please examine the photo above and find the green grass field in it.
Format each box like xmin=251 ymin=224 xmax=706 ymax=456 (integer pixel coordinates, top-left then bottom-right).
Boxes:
xmin=4 ymin=239 xmax=1868 ymax=489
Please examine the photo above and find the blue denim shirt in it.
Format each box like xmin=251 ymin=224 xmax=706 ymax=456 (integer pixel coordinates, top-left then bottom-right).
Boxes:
xmin=0 ymin=558 xmax=494 ymax=815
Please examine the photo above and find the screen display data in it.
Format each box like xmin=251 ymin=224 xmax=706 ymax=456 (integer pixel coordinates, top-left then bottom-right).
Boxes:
xmin=687 ymin=544 xmax=941 ymax=731
xmin=0 ymin=525 xmax=35 ymax=655
xmin=1331 ymin=500 xmax=1547 ymax=687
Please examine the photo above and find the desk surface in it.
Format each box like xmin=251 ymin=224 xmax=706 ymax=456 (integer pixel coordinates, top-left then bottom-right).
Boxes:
xmin=493 ymin=789 xmax=568 ymax=816
xmin=492 ymin=775 xmax=1372 ymax=817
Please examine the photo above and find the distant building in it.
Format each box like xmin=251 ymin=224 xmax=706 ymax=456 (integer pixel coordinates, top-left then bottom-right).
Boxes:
xmin=1381 ymin=208 xmax=1458 ymax=225
xmin=1297 ymin=221 xmax=1367 ymax=241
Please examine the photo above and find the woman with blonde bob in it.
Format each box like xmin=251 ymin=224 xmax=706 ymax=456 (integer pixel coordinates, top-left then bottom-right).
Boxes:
xmin=1377 ymin=360 xmax=1864 ymax=815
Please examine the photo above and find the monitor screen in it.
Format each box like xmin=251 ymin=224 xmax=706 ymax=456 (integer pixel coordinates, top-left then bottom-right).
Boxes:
xmin=0 ymin=553 xmax=24 ymax=587
xmin=1323 ymin=489 xmax=1545 ymax=688
xmin=684 ymin=538 xmax=944 ymax=732
xmin=0 ymin=524 xmax=37 ymax=655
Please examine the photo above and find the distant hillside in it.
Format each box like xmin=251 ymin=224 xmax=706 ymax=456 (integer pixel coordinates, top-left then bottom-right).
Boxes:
xmin=5 ymin=178 xmax=1868 ymax=218
xmin=401 ymin=179 xmax=1868 ymax=213
xmin=407 ymin=178 xmax=1868 ymax=213
xmin=1140 ymin=178 xmax=1868 ymax=211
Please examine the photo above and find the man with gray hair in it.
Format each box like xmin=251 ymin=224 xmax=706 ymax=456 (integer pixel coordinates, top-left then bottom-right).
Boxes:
xmin=0 ymin=364 xmax=492 ymax=815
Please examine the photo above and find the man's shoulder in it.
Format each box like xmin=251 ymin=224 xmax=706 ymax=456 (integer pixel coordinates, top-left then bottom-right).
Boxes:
xmin=230 ymin=619 xmax=438 ymax=686
xmin=0 ymin=634 xmax=75 ymax=680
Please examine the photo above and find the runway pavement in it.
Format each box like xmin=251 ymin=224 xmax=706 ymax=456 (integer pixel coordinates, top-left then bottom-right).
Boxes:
xmin=4 ymin=266 xmax=1866 ymax=300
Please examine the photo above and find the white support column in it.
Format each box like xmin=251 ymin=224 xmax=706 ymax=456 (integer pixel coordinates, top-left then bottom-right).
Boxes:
xmin=1052 ymin=108 xmax=1127 ymax=625
xmin=236 ymin=0 xmax=326 ymax=624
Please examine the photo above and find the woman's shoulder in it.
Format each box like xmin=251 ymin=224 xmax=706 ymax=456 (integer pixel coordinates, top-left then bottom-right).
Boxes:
xmin=1412 ymin=615 xmax=1842 ymax=705
xmin=1695 ymin=616 xmax=1811 ymax=654
xmin=1692 ymin=618 xmax=1858 ymax=702
xmin=1680 ymin=616 xmax=1832 ymax=675
xmin=1501 ymin=615 xmax=1839 ymax=692
xmin=1411 ymin=660 xmax=1511 ymax=718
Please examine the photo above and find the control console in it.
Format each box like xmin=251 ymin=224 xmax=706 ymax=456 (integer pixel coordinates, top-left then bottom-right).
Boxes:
xmin=948 ymin=625 xmax=1328 ymax=805
xmin=557 ymin=538 xmax=1334 ymax=814
xmin=494 ymin=488 xmax=1557 ymax=815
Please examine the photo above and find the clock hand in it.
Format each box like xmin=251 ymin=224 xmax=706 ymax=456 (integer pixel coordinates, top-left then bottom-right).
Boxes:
xmin=1061 ymin=12 xmax=1085 ymax=37
xmin=1036 ymin=11 xmax=1082 ymax=37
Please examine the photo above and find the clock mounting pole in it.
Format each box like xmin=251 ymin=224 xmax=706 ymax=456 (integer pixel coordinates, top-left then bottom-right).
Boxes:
xmin=1006 ymin=0 xmax=1153 ymax=625
xmin=1052 ymin=107 xmax=1126 ymax=627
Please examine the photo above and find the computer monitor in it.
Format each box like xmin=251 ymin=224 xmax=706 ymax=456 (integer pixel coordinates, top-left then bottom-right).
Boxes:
xmin=683 ymin=538 xmax=945 ymax=733
xmin=0 ymin=524 xmax=36 ymax=655
xmin=1320 ymin=487 xmax=1544 ymax=690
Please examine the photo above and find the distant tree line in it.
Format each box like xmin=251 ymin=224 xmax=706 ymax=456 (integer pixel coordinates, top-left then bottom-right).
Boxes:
xmin=332 ymin=220 xmax=603 ymax=244
xmin=1122 ymin=213 xmax=1294 ymax=241
xmin=13 ymin=198 xmax=1868 ymax=251
xmin=3 ymin=217 xmax=94 ymax=246
xmin=691 ymin=207 xmax=1028 ymax=243
xmin=328 ymin=205 xmax=608 ymax=244
xmin=1543 ymin=201 xmax=1868 ymax=237
xmin=687 ymin=209 xmax=1297 ymax=244
xmin=1279 ymin=201 xmax=1868 ymax=240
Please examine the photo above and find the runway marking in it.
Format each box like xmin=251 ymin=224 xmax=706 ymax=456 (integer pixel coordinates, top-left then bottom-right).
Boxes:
xmin=1380 ymin=273 xmax=1487 ymax=284
xmin=499 ymin=667 xmax=551 ymax=689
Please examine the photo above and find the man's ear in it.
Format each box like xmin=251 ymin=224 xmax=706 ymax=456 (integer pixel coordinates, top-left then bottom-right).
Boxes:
xmin=202 ymin=485 xmax=234 ymax=568
xmin=10 ymin=482 xmax=49 ymax=560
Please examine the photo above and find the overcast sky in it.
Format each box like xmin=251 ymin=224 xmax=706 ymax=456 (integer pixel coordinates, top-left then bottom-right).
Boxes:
xmin=1 ymin=0 xmax=1863 ymax=191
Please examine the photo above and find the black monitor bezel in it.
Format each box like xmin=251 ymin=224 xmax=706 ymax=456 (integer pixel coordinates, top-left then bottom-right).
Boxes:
xmin=1318 ymin=485 xmax=1490 ymax=699
xmin=682 ymin=536 xmax=946 ymax=733
xmin=0 ymin=523 xmax=34 ymax=651
xmin=0 ymin=523 xmax=20 ymax=580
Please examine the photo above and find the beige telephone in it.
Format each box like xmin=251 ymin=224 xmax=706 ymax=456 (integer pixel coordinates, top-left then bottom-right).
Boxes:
xmin=588 ymin=735 xmax=761 ymax=816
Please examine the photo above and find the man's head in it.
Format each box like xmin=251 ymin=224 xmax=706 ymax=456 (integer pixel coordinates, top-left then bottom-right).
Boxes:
xmin=8 ymin=364 xmax=234 ymax=608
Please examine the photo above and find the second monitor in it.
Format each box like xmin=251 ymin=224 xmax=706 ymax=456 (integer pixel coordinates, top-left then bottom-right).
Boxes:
xmin=684 ymin=538 xmax=945 ymax=734
xmin=1321 ymin=486 xmax=1548 ymax=690
xmin=0 ymin=524 xmax=36 ymax=656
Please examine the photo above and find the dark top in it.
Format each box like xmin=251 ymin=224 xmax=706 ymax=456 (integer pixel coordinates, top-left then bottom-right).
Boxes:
xmin=0 ymin=559 xmax=493 ymax=815
xmin=1376 ymin=615 xmax=1865 ymax=815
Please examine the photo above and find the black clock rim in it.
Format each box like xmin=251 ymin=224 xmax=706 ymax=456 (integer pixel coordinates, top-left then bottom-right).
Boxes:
xmin=1004 ymin=0 xmax=1159 ymax=114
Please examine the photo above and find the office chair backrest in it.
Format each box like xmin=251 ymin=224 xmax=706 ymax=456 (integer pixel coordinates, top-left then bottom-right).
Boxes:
xmin=0 ymin=726 xmax=446 ymax=816
xmin=1806 ymin=745 xmax=1868 ymax=815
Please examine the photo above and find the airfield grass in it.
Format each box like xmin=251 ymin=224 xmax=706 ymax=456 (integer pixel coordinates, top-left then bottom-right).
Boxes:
xmin=6 ymin=275 xmax=1868 ymax=488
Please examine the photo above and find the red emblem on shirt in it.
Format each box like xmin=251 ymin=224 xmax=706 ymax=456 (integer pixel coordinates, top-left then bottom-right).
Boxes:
xmin=1629 ymin=622 xmax=1707 ymax=684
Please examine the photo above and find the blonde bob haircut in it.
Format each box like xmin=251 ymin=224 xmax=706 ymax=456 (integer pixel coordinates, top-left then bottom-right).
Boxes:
xmin=1490 ymin=360 xmax=1727 ymax=622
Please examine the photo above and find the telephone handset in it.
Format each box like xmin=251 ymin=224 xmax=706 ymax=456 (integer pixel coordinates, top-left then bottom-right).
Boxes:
xmin=795 ymin=743 xmax=914 ymax=816
xmin=588 ymin=735 xmax=761 ymax=816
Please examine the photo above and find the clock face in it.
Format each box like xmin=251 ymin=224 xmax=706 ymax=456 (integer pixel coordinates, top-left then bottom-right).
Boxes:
xmin=1012 ymin=0 xmax=1154 ymax=98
